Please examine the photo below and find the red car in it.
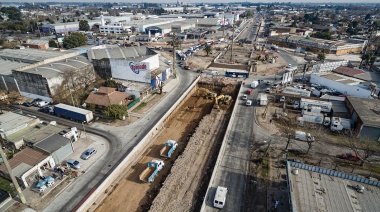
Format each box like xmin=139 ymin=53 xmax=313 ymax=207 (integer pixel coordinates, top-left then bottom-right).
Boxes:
xmin=336 ymin=153 xmax=363 ymax=162
xmin=246 ymin=90 xmax=253 ymax=95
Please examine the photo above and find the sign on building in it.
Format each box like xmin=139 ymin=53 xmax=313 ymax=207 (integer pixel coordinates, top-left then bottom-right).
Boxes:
xmin=110 ymin=59 xmax=151 ymax=83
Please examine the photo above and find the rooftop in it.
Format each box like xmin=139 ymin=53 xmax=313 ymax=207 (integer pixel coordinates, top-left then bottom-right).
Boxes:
xmin=0 ymin=49 xmax=67 ymax=64
xmin=87 ymin=46 xmax=156 ymax=61
xmin=313 ymin=72 xmax=366 ymax=87
xmin=347 ymin=96 xmax=380 ymax=127
xmin=85 ymin=87 xmax=130 ymax=107
xmin=35 ymin=134 xmax=71 ymax=153
xmin=0 ymin=148 xmax=49 ymax=176
xmin=17 ymin=55 xmax=91 ymax=79
xmin=0 ymin=111 xmax=39 ymax=136
xmin=0 ymin=59 xmax=28 ymax=76
xmin=287 ymin=161 xmax=380 ymax=212
xmin=333 ymin=66 xmax=365 ymax=77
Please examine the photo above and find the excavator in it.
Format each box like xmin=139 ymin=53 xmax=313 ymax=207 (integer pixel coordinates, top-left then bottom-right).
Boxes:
xmin=223 ymin=95 xmax=232 ymax=105
xmin=197 ymin=87 xmax=217 ymax=99
xmin=214 ymin=95 xmax=225 ymax=109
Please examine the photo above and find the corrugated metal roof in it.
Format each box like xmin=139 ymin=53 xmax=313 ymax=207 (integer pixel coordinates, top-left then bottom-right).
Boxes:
xmin=35 ymin=134 xmax=71 ymax=153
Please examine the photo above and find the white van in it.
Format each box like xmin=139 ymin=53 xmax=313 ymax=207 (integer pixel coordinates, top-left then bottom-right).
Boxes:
xmin=211 ymin=71 xmax=220 ymax=76
xmin=214 ymin=186 xmax=228 ymax=208
xmin=37 ymin=101 xmax=49 ymax=107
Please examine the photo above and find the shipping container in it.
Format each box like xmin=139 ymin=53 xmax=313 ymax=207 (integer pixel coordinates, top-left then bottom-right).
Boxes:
xmin=300 ymin=98 xmax=332 ymax=113
xmin=54 ymin=104 xmax=93 ymax=123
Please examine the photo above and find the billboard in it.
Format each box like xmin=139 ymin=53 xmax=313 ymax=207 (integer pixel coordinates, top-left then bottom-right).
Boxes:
xmin=110 ymin=59 xmax=151 ymax=83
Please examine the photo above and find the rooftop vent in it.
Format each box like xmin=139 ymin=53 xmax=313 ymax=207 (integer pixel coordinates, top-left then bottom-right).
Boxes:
xmin=292 ymin=169 xmax=299 ymax=175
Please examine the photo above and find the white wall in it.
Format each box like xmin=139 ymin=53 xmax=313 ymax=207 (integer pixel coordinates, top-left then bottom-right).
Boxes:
xmin=143 ymin=54 xmax=160 ymax=71
xmin=310 ymin=74 xmax=372 ymax=98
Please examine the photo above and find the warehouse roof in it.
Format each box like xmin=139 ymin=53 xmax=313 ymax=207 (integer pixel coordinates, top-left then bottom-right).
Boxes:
xmin=0 ymin=111 xmax=39 ymax=136
xmin=17 ymin=55 xmax=91 ymax=79
xmin=87 ymin=46 xmax=156 ymax=61
xmin=0 ymin=49 xmax=67 ymax=63
xmin=346 ymin=96 xmax=380 ymax=127
xmin=312 ymin=72 xmax=367 ymax=87
xmin=0 ymin=147 xmax=49 ymax=175
xmin=287 ymin=161 xmax=380 ymax=212
xmin=35 ymin=134 xmax=71 ymax=153
xmin=0 ymin=59 xmax=28 ymax=75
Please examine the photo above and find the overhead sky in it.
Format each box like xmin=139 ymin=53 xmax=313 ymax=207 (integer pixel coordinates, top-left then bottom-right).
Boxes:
xmin=2 ymin=0 xmax=380 ymax=3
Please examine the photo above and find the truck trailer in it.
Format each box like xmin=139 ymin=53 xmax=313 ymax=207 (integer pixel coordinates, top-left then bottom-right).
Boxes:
xmin=330 ymin=117 xmax=352 ymax=131
xmin=139 ymin=159 xmax=165 ymax=183
xmin=160 ymin=140 xmax=178 ymax=158
xmin=299 ymin=98 xmax=332 ymax=113
xmin=54 ymin=103 xmax=93 ymax=123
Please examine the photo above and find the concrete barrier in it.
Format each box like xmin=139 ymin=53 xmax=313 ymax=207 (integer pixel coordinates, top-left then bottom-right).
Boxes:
xmin=76 ymin=76 xmax=200 ymax=211
xmin=200 ymin=83 xmax=243 ymax=211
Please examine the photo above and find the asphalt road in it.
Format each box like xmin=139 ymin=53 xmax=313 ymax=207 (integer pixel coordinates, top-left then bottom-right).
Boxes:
xmin=17 ymin=63 xmax=196 ymax=211
xmin=202 ymin=84 xmax=272 ymax=211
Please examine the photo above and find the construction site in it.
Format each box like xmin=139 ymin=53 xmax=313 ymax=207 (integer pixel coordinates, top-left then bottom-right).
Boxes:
xmin=94 ymin=77 xmax=240 ymax=212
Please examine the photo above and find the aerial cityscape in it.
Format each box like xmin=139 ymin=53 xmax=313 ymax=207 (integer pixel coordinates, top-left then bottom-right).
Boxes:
xmin=0 ymin=1 xmax=380 ymax=212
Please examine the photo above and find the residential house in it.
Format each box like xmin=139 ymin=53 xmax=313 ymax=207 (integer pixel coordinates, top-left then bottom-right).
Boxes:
xmin=85 ymin=87 xmax=131 ymax=110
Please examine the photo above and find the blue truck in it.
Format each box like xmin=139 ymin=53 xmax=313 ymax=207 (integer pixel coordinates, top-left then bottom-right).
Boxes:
xmin=139 ymin=159 xmax=165 ymax=183
xmin=160 ymin=140 xmax=178 ymax=158
xmin=54 ymin=103 xmax=93 ymax=123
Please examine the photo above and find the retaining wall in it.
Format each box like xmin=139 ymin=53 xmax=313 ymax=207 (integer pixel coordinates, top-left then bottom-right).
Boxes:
xmin=200 ymin=83 xmax=242 ymax=211
xmin=76 ymin=76 xmax=200 ymax=211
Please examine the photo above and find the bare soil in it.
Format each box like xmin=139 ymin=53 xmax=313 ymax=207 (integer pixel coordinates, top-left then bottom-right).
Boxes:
xmin=95 ymin=84 xmax=238 ymax=212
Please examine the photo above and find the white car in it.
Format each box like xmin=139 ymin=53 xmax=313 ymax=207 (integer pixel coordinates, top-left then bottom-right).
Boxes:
xmin=242 ymin=94 xmax=248 ymax=100
xmin=280 ymin=96 xmax=285 ymax=102
xmin=265 ymin=88 xmax=271 ymax=93
xmin=246 ymin=100 xmax=252 ymax=106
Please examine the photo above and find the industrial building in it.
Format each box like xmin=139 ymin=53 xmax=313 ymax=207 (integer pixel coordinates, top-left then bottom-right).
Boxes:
xmin=287 ymin=161 xmax=380 ymax=212
xmin=268 ymin=35 xmax=367 ymax=55
xmin=345 ymin=96 xmax=380 ymax=140
xmin=87 ymin=46 xmax=171 ymax=99
xmin=42 ymin=20 xmax=100 ymax=34
xmin=0 ymin=48 xmax=79 ymax=93
xmin=12 ymin=55 xmax=95 ymax=102
xmin=310 ymin=72 xmax=373 ymax=98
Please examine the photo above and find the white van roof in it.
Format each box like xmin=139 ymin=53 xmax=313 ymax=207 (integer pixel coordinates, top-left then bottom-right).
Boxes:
xmin=214 ymin=186 xmax=228 ymax=202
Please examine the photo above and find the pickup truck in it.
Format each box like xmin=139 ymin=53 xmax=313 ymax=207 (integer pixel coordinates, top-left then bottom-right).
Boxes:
xmin=160 ymin=140 xmax=178 ymax=158
xmin=139 ymin=159 xmax=164 ymax=183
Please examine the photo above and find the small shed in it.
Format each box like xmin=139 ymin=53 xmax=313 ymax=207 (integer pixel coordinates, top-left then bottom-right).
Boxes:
xmin=257 ymin=93 xmax=268 ymax=106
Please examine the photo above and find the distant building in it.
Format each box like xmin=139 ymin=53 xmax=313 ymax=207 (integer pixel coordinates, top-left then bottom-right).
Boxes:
xmin=21 ymin=40 xmax=49 ymax=50
xmin=268 ymin=35 xmax=367 ymax=55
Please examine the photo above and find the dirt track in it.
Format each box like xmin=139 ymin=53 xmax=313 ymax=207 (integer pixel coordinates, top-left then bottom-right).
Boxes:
xmin=96 ymin=87 xmax=216 ymax=212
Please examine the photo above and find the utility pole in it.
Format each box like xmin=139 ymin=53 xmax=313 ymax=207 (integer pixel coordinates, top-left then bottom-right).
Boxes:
xmin=0 ymin=137 xmax=26 ymax=204
xmin=170 ymin=32 xmax=180 ymax=78
xmin=222 ymin=15 xmax=225 ymax=38
xmin=230 ymin=17 xmax=235 ymax=63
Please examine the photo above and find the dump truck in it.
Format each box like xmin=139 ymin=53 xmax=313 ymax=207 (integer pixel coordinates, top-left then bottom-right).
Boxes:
xmin=139 ymin=159 xmax=164 ymax=183
xmin=160 ymin=140 xmax=178 ymax=158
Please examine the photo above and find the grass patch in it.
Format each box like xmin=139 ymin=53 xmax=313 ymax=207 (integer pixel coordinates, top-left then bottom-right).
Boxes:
xmin=132 ymin=102 xmax=147 ymax=112
xmin=260 ymin=157 xmax=270 ymax=178
xmin=0 ymin=177 xmax=16 ymax=196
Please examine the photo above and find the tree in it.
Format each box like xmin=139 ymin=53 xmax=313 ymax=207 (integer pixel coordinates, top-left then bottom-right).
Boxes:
xmin=317 ymin=53 xmax=326 ymax=61
xmin=49 ymin=40 xmax=58 ymax=48
xmin=63 ymin=32 xmax=87 ymax=49
xmin=130 ymin=26 xmax=136 ymax=34
xmin=245 ymin=9 xmax=253 ymax=18
xmin=79 ymin=20 xmax=90 ymax=31
xmin=360 ymin=53 xmax=369 ymax=68
xmin=256 ymin=6 xmax=261 ymax=12
xmin=369 ymin=56 xmax=377 ymax=68
xmin=104 ymin=104 xmax=128 ymax=119
xmin=344 ymin=134 xmax=379 ymax=167
xmin=105 ymin=78 xmax=117 ymax=87
xmin=203 ymin=45 xmax=212 ymax=56
xmin=365 ymin=13 xmax=371 ymax=20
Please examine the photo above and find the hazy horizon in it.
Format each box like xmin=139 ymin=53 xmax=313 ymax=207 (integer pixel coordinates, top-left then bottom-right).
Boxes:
xmin=1 ymin=0 xmax=380 ymax=4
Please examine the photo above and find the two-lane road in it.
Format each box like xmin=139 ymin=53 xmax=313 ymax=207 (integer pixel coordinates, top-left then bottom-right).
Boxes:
xmin=202 ymin=84 xmax=271 ymax=211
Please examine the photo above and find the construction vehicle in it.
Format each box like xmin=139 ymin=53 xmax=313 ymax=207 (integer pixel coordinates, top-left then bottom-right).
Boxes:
xmin=214 ymin=95 xmax=225 ymax=108
xmin=197 ymin=88 xmax=217 ymax=99
xmin=223 ymin=95 xmax=232 ymax=105
xmin=139 ymin=159 xmax=165 ymax=183
xmin=160 ymin=140 xmax=178 ymax=158
xmin=207 ymin=92 xmax=218 ymax=99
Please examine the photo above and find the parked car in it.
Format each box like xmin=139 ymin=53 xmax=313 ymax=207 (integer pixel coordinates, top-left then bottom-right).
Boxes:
xmin=246 ymin=100 xmax=252 ymax=106
xmin=31 ymin=98 xmax=42 ymax=106
xmin=66 ymin=159 xmax=82 ymax=169
xmin=81 ymin=148 xmax=97 ymax=160
xmin=197 ymin=69 xmax=204 ymax=73
xmin=272 ymin=84 xmax=279 ymax=89
xmin=336 ymin=153 xmax=363 ymax=162
xmin=242 ymin=94 xmax=248 ymax=100
xmin=22 ymin=102 xmax=32 ymax=107
xmin=265 ymin=88 xmax=271 ymax=93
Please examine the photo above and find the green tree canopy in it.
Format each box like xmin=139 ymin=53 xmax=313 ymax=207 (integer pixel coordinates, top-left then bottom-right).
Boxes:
xmin=104 ymin=104 xmax=128 ymax=119
xmin=49 ymin=40 xmax=58 ymax=48
xmin=79 ymin=20 xmax=90 ymax=31
xmin=0 ymin=7 xmax=21 ymax=20
xmin=63 ymin=32 xmax=87 ymax=49
xmin=203 ymin=45 xmax=212 ymax=56
xmin=317 ymin=53 xmax=326 ymax=61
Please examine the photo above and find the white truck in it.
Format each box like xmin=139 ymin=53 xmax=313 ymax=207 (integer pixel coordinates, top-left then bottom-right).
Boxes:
xmin=295 ymin=131 xmax=315 ymax=142
xmin=329 ymin=117 xmax=352 ymax=131
xmin=299 ymin=98 xmax=332 ymax=113
xmin=250 ymin=80 xmax=259 ymax=88
xmin=139 ymin=159 xmax=165 ymax=183
xmin=214 ymin=186 xmax=228 ymax=209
